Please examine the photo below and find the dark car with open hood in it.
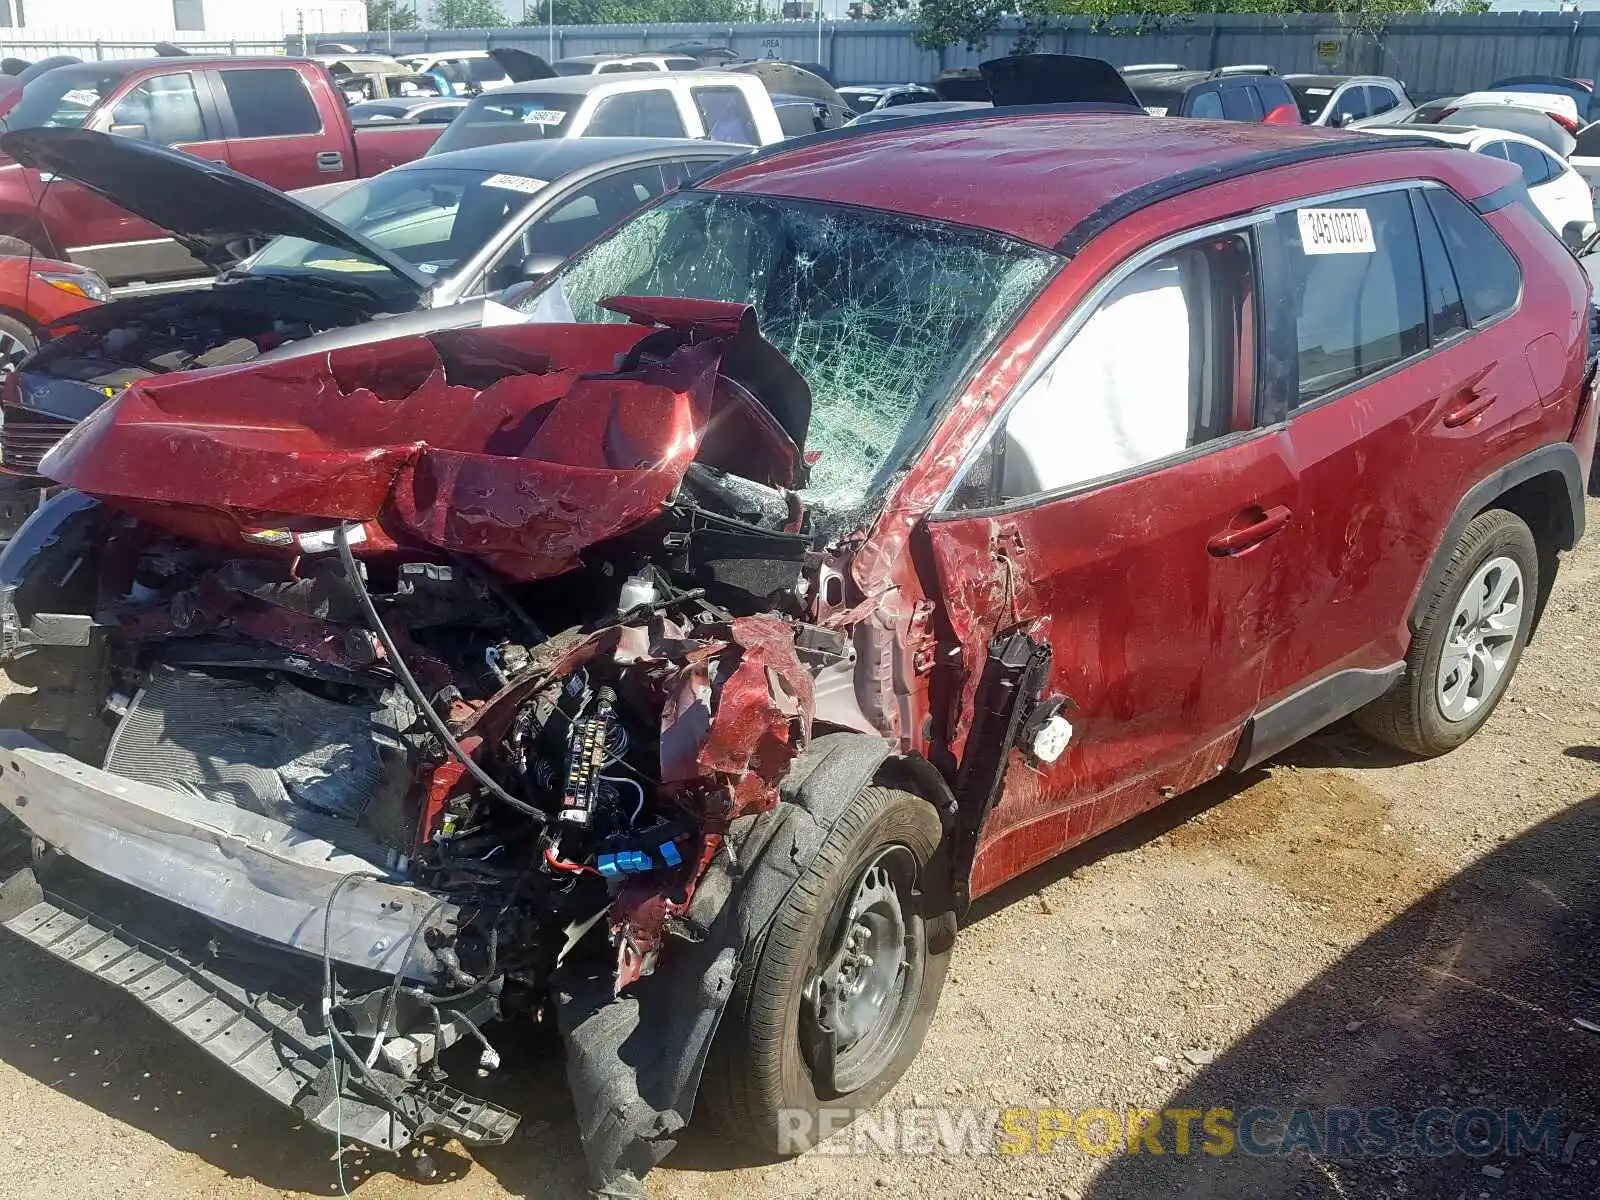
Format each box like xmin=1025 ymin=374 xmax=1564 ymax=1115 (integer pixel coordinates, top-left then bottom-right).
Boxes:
xmin=0 ymin=55 xmax=1592 ymax=1200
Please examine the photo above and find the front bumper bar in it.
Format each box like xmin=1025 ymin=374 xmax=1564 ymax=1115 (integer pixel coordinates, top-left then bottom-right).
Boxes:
xmin=0 ymin=729 xmax=452 ymax=981
xmin=2 ymin=862 xmax=518 ymax=1152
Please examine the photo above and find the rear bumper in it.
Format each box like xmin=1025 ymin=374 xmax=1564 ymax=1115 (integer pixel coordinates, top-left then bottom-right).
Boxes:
xmin=0 ymin=729 xmax=454 ymax=981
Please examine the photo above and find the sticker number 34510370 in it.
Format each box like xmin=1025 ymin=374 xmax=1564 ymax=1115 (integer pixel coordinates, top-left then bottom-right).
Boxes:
xmin=1296 ymin=207 xmax=1376 ymax=254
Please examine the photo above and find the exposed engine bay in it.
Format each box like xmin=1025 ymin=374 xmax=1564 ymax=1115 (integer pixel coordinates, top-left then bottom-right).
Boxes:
xmin=29 ymin=277 xmax=388 ymax=389
xmin=0 ymin=299 xmax=901 ymax=1195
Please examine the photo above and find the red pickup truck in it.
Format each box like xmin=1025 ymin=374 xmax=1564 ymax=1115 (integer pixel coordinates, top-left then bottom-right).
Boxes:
xmin=0 ymin=56 xmax=445 ymax=284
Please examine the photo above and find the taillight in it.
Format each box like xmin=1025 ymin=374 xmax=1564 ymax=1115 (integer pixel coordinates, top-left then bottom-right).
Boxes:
xmin=1549 ymin=111 xmax=1581 ymax=135
xmin=1264 ymin=102 xmax=1300 ymax=125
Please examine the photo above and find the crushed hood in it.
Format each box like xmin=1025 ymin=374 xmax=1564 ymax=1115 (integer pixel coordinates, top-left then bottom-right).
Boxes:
xmin=0 ymin=128 xmax=432 ymax=293
xmin=39 ymin=299 xmax=809 ymax=580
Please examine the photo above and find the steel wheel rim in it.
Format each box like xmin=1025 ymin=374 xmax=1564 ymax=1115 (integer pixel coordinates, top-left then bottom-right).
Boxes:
xmin=803 ymin=843 xmax=922 ymax=1095
xmin=1437 ymin=554 xmax=1523 ymax=723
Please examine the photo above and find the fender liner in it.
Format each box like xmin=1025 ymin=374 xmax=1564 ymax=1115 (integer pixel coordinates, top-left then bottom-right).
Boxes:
xmin=549 ymin=732 xmax=894 ymax=1198
xmin=1408 ymin=442 xmax=1584 ymax=634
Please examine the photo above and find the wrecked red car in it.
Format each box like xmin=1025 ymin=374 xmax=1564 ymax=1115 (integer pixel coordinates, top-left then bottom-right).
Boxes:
xmin=0 ymin=109 xmax=1594 ymax=1198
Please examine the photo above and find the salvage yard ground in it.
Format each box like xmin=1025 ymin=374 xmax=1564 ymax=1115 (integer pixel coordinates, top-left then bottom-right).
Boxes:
xmin=1 ymin=499 xmax=1597 ymax=1200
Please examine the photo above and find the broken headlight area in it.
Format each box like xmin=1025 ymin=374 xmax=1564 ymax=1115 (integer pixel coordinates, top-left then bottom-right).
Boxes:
xmin=0 ymin=300 xmax=869 ymax=1190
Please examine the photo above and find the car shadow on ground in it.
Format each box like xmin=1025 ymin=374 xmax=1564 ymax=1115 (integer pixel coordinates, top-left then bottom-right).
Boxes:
xmin=1080 ymin=792 xmax=1600 ymax=1200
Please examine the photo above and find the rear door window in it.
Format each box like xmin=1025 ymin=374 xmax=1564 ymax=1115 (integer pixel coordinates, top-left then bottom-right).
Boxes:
xmin=693 ymin=85 xmax=759 ymax=143
xmin=1502 ymin=140 xmax=1557 ymax=186
xmin=1280 ymin=189 xmax=1428 ymax=403
xmin=1424 ymin=189 xmax=1522 ymax=325
xmin=1367 ymin=85 xmax=1401 ymax=116
xmin=586 ymin=89 xmax=686 ymax=137
xmin=1221 ymin=85 xmax=1263 ymax=121
xmin=1412 ymin=190 xmax=1469 ymax=343
xmin=218 ymin=68 xmax=322 ymax=137
xmin=1187 ymin=88 xmax=1224 ymax=119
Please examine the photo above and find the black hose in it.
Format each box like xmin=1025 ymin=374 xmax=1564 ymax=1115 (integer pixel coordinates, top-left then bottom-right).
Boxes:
xmin=336 ymin=524 xmax=547 ymax=824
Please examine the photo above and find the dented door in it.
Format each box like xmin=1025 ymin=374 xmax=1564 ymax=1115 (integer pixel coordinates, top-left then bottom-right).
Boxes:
xmin=923 ymin=437 xmax=1296 ymax=898
xmin=917 ymin=222 xmax=1299 ymax=898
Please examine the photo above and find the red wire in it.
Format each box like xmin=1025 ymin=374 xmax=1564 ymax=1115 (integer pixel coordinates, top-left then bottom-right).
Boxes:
xmin=544 ymin=846 xmax=599 ymax=876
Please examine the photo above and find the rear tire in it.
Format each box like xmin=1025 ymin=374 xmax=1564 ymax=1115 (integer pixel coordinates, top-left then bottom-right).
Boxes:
xmin=1354 ymin=508 xmax=1538 ymax=756
xmin=699 ymin=785 xmax=951 ymax=1160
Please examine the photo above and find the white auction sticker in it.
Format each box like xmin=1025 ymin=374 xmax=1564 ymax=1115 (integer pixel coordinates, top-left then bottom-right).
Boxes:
xmin=1297 ymin=207 xmax=1376 ymax=255
xmin=1143 ymin=105 xmax=1168 ymax=116
xmin=1305 ymin=87 xmax=1333 ymax=96
xmin=521 ymin=109 xmax=566 ymax=125
xmin=481 ymin=173 xmax=548 ymax=195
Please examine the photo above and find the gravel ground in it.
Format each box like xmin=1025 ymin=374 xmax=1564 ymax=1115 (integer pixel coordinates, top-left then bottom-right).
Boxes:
xmin=0 ymin=500 xmax=1596 ymax=1200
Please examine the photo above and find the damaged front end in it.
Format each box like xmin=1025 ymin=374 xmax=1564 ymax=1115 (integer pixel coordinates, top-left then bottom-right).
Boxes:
xmin=0 ymin=301 xmax=887 ymax=1195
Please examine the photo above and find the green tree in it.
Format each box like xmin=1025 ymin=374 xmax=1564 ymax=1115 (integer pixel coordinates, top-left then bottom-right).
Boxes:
xmin=915 ymin=0 xmax=1432 ymax=54
xmin=432 ymin=0 xmax=508 ymax=27
xmin=366 ymin=0 xmax=419 ymax=30
xmin=537 ymin=0 xmax=757 ymax=21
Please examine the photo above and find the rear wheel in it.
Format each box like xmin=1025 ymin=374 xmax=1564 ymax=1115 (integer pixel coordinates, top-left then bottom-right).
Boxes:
xmin=700 ymin=785 xmax=951 ymax=1159
xmin=1355 ymin=508 xmax=1538 ymax=756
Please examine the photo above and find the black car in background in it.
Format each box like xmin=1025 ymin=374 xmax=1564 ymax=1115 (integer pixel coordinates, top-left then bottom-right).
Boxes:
xmin=1122 ymin=66 xmax=1302 ymax=123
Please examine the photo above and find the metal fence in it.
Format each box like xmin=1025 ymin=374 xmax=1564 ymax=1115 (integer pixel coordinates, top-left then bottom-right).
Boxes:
xmin=307 ymin=13 xmax=1600 ymax=99
xmin=0 ymin=34 xmax=285 ymax=60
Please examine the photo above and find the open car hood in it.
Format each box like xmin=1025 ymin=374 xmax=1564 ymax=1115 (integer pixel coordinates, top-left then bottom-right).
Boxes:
xmin=38 ymin=298 xmax=810 ymax=581
xmin=0 ymin=127 xmax=432 ymax=294
xmin=979 ymin=54 xmax=1143 ymax=109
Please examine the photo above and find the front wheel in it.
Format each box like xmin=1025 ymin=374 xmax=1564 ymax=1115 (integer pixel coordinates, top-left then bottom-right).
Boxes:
xmin=1355 ymin=508 xmax=1539 ymax=756
xmin=700 ymin=785 xmax=951 ymax=1159
xmin=0 ymin=313 xmax=36 ymax=375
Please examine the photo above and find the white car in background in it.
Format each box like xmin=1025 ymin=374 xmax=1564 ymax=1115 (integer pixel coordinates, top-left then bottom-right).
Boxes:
xmin=397 ymin=51 xmax=513 ymax=95
xmin=1368 ymin=124 xmax=1595 ymax=243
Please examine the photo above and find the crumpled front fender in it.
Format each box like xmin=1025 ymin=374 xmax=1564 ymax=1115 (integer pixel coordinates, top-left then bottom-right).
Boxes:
xmin=551 ymin=732 xmax=892 ymax=1197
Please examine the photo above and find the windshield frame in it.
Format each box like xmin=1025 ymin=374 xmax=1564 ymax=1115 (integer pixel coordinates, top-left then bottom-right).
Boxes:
xmin=517 ymin=189 xmax=1064 ymax=524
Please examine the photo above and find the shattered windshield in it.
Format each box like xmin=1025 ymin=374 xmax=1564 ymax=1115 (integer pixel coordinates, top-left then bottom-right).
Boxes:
xmin=518 ymin=192 xmax=1057 ymax=519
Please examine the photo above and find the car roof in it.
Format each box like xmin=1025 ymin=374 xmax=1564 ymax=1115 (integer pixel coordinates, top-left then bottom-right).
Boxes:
xmin=1367 ymin=124 xmax=1552 ymax=152
xmin=397 ymin=136 xmax=745 ymax=175
xmin=1284 ymin=74 xmax=1389 ymax=87
xmin=491 ymin=70 xmax=741 ymax=96
xmin=704 ymin=113 xmax=1434 ymax=249
xmin=558 ymin=52 xmax=675 ymax=64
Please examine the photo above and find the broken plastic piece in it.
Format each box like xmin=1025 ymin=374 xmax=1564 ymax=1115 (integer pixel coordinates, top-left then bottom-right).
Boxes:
xmin=1031 ymin=714 xmax=1074 ymax=764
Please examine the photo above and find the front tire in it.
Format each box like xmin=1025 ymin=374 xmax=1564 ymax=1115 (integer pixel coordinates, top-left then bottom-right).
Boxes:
xmin=700 ymin=785 xmax=951 ymax=1159
xmin=1355 ymin=508 xmax=1538 ymax=756
xmin=0 ymin=312 xmax=36 ymax=375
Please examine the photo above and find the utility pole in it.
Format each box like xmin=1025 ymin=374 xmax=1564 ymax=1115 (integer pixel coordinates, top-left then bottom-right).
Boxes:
xmin=548 ymin=0 xmax=555 ymax=61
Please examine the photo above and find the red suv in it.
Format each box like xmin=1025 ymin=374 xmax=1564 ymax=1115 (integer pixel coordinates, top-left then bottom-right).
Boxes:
xmin=0 ymin=112 xmax=1591 ymax=1196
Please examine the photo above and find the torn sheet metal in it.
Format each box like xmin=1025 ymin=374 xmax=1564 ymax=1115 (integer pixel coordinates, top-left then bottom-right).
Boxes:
xmin=38 ymin=303 xmax=789 ymax=581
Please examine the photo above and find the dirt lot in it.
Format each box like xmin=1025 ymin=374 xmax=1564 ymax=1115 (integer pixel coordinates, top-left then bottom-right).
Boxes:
xmin=1 ymin=501 xmax=1597 ymax=1200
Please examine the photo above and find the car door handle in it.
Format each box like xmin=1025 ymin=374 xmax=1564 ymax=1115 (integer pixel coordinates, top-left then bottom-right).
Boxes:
xmin=316 ymin=150 xmax=345 ymax=173
xmin=1207 ymin=505 xmax=1292 ymax=557
xmin=1441 ymin=386 xmax=1497 ymax=427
